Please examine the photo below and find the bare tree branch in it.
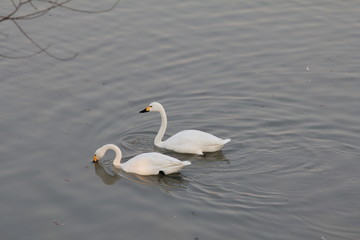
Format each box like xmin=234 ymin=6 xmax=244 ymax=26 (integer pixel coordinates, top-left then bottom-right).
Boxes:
xmin=29 ymin=0 xmax=38 ymax=10
xmin=12 ymin=19 xmax=78 ymax=61
xmin=40 ymin=0 xmax=121 ymax=14
xmin=0 ymin=45 xmax=49 ymax=59
xmin=0 ymin=0 xmax=120 ymax=60
xmin=8 ymin=0 xmax=72 ymax=21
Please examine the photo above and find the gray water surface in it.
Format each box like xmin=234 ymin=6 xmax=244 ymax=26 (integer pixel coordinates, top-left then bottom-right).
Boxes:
xmin=1 ymin=1 xmax=360 ymax=239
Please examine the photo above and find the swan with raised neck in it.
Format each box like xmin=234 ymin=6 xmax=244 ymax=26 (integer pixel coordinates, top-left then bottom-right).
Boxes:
xmin=139 ymin=101 xmax=231 ymax=155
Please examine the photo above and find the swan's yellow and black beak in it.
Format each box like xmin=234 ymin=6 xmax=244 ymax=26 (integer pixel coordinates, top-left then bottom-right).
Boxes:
xmin=93 ymin=154 xmax=98 ymax=163
xmin=139 ymin=106 xmax=151 ymax=113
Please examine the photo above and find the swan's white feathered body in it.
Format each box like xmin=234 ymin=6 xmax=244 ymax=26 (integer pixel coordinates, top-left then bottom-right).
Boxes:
xmin=121 ymin=152 xmax=190 ymax=175
xmin=93 ymin=144 xmax=191 ymax=175
xmin=139 ymin=102 xmax=231 ymax=155
xmin=160 ymin=130 xmax=231 ymax=155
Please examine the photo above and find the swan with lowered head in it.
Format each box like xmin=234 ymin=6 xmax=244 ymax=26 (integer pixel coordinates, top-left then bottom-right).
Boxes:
xmin=139 ymin=102 xmax=231 ymax=155
xmin=93 ymin=144 xmax=191 ymax=175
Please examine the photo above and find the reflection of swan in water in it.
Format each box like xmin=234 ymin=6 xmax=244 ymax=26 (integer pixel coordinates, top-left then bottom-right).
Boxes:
xmin=120 ymin=170 xmax=189 ymax=191
xmin=197 ymin=150 xmax=230 ymax=163
xmin=94 ymin=161 xmax=120 ymax=185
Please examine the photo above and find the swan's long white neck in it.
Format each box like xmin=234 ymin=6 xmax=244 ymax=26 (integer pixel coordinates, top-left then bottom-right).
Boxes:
xmin=155 ymin=104 xmax=167 ymax=147
xmin=103 ymin=144 xmax=122 ymax=168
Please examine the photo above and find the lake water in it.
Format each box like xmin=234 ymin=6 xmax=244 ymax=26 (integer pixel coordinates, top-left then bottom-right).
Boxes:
xmin=1 ymin=0 xmax=360 ymax=239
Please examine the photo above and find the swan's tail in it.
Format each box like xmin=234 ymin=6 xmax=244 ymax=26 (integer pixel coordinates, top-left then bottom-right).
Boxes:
xmin=223 ymin=139 xmax=231 ymax=144
xmin=182 ymin=161 xmax=191 ymax=166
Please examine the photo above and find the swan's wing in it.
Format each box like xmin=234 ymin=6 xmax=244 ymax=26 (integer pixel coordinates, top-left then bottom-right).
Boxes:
xmin=162 ymin=130 xmax=228 ymax=154
xmin=167 ymin=130 xmax=225 ymax=144
xmin=122 ymin=153 xmax=190 ymax=175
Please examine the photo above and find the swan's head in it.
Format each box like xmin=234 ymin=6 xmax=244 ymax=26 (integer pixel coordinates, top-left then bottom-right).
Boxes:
xmin=139 ymin=102 xmax=162 ymax=113
xmin=93 ymin=146 xmax=106 ymax=163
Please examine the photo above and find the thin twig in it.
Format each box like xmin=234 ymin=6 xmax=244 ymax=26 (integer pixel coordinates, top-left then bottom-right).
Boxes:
xmin=44 ymin=0 xmax=121 ymax=14
xmin=0 ymin=44 xmax=49 ymax=59
xmin=12 ymin=19 xmax=78 ymax=61
xmin=10 ymin=0 xmax=17 ymax=8
xmin=10 ymin=0 xmax=72 ymax=20
xmin=0 ymin=0 xmax=119 ymax=60
xmin=29 ymin=0 xmax=38 ymax=10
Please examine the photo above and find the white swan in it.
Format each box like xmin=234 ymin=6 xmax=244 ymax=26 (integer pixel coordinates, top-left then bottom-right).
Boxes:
xmin=93 ymin=144 xmax=191 ymax=175
xmin=139 ymin=102 xmax=231 ymax=155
